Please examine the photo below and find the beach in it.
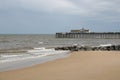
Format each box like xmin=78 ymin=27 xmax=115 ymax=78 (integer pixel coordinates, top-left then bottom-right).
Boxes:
xmin=0 ymin=51 xmax=120 ymax=80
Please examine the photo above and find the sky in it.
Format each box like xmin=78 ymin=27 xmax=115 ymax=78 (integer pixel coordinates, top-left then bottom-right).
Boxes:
xmin=0 ymin=0 xmax=120 ymax=34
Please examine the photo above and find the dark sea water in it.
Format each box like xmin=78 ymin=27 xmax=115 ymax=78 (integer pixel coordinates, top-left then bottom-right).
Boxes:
xmin=0 ymin=34 xmax=120 ymax=50
xmin=0 ymin=34 xmax=120 ymax=71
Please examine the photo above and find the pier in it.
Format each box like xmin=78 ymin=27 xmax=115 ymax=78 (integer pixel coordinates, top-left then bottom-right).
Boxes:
xmin=56 ymin=28 xmax=120 ymax=39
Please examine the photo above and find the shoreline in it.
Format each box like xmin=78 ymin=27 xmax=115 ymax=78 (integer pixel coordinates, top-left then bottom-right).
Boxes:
xmin=0 ymin=51 xmax=120 ymax=80
xmin=0 ymin=52 xmax=70 ymax=72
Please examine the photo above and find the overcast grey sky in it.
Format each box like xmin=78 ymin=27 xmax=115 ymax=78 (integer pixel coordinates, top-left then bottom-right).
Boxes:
xmin=0 ymin=0 xmax=120 ymax=34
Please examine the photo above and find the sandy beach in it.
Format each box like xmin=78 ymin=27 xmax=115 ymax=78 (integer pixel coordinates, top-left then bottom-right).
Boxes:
xmin=0 ymin=51 xmax=120 ymax=80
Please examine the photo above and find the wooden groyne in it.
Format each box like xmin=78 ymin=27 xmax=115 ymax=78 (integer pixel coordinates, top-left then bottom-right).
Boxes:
xmin=55 ymin=44 xmax=120 ymax=51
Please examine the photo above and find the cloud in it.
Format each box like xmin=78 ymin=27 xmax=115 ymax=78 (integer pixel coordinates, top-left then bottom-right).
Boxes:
xmin=0 ymin=0 xmax=21 ymax=10
xmin=0 ymin=0 xmax=120 ymax=33
xmin=71 ymin=0 xmax=120 ymax=16
xmin=20 ymin=0 xmax=83 ymax=14
xmin=0 ymin=0 xmax=120 ymax=16
xmin=21 ymin=0 xmax=120 ymax=16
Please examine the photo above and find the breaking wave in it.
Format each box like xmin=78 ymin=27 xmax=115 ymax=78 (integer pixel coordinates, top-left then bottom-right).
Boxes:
xmin=0 ymin=47 xmax=70 ymax=63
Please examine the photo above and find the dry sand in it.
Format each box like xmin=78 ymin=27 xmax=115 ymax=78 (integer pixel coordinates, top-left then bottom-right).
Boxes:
xmin=0 ymin=51 xmax=120 ymax=80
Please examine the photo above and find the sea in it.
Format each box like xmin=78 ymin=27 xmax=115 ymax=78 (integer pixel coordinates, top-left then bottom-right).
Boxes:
xmin=0 ymin=34 xmax=120 ymax=72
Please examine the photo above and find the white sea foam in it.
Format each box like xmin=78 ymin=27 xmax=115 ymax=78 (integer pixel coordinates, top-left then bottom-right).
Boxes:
xmin=0 ymin=47 xmax=69 ymax=64
xmin=34 ymin=47 xmax=45 ymax=50
xmin=1 ymin=55 xmax=22 ymax=58
xmin=38 ymin=41 xmax=43 ymax=44
xmin=99 ymin=44 xmax=112 ymax=47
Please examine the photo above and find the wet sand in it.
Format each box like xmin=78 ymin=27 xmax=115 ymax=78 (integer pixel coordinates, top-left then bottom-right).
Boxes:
xmin=0 ymin=51 xmax=120 ymax=80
